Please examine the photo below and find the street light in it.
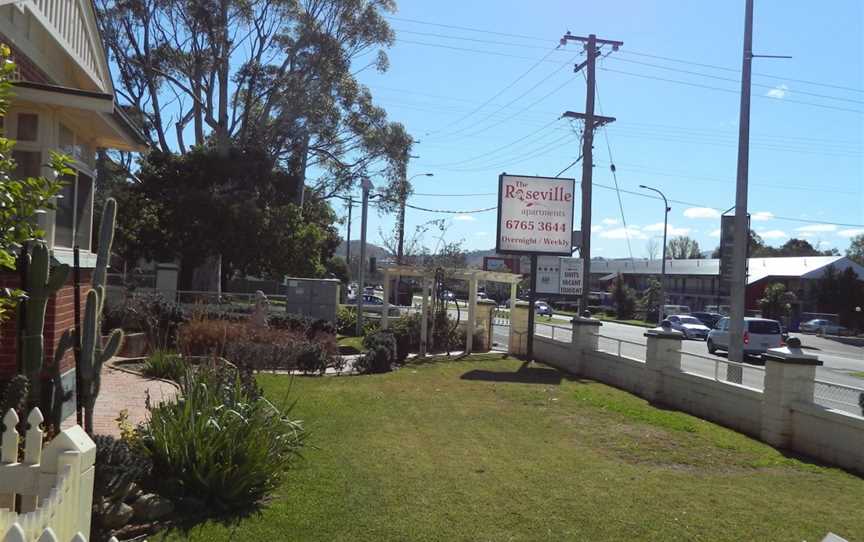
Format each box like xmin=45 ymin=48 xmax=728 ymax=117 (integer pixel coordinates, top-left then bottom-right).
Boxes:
xmin=396 ymin=172 xmax=434 ymax=264
xmin=639 ymin=184 xmax=670 ymax=324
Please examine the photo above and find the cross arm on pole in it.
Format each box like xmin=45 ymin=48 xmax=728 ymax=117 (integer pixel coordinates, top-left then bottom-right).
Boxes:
xmin=562 ymin=111 xmax=616 ymax=128
xmin=561 ymin=32 xmax=624 ymax=48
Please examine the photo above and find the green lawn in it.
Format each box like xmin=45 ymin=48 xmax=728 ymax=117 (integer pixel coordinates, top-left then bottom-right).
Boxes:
xmin=851 ymin=371 xmax=864 ymax=379
xmin=160 ymin=355 xmax=864 ymax=541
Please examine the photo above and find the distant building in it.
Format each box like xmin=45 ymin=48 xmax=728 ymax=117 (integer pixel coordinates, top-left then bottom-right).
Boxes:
xmin=589 ymin=256 xmax=864 ymax=314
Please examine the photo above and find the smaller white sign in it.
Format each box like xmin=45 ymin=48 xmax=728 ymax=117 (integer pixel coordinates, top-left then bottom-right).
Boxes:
xmin=559 ymin=258 xmax=583 ymax=295
xmin=535 ymin=256 xmax=560 ymax=294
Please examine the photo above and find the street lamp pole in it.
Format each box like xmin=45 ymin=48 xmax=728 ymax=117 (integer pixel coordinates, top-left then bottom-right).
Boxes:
xmin=640 ymin=185 xmax=670 ymax=324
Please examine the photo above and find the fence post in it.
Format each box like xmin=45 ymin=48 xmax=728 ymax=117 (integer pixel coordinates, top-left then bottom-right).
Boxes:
xmin=40 ymin=425 xmax=96 ymax=540
xmin=761 ymin=342 xmax=822 ymax=449
xmin=568 ymin=317 xmax=602 ymax=375
xmin=509 ymin=301 xmax=530 ymax=357
xmin=643 ymin=328 xmax=683 ymax=403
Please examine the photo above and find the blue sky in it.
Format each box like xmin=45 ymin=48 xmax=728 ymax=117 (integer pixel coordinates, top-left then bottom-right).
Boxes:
xmin=343 ymin=0 xmax=864 ymax=258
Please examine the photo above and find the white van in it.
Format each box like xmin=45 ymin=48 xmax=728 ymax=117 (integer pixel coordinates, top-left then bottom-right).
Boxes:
xmin=707 ymin=317 xmax=784 ymax=355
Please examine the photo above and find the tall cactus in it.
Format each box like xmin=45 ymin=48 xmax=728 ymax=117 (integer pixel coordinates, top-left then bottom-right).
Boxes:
xmin=79 ymin=198 xmax=124 ymax=434
xmin=19 ymin=241 xmax=70 ymax=404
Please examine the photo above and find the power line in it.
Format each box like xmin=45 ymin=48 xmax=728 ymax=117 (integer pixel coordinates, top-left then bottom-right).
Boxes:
xmin=622 ymin=49 xmax=864 ymax=95
xmin=404 ymin=203 xmax=498 ymax=214
xmin=424 ymin=47 xmax=560 ymax=138
xmin=413 ymin=192 xmax=497 ymax=197
xmin=608 ymin=56 xmax=864 ymax=105
xmin=387 ymin=15 xmax=862 ymax=94
xmin=427 ymin=118 xmax=561 ymax=167
xmin=385 ymin=15 xmax=549 ymax=43
xmin=599 ymin=67 xmax=864 ymax=115
xmin=437 ymin=53 xmax=580 ymax=141
xmin=393 ymin=28 xmax=562 ymax=51
xmin=396 ymin=39 xmax=556 ymax=63
xmin=594 ymin=76 xmax=634 ymax=261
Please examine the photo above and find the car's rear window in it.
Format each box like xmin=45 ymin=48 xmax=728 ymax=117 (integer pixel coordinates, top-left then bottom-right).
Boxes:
xmin=748 ymin=321 xmax=781 ymax=334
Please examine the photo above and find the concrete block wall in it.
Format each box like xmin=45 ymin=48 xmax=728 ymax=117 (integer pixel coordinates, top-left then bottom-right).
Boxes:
xmin=532 ymin=320 xmax=864 ymax=474
xmin=791 ymin=402 xmax=864 ymax=474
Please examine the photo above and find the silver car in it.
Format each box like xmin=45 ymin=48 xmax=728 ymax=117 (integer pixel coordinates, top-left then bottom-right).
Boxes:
xmin=667 ymin=315 xmax=710 ymax=340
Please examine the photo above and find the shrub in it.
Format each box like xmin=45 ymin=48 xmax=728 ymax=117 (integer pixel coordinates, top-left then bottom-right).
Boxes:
xmin=128 ymin=293 xmax=187 ymax=350
xmin=141 ymin=350 xmax=186 ymax=382
xmin=139 ymin=366 xmax=305 ymax=511
xmin=358 ymin=331 xmax=397 ymax=374
xmin=336 ymin=305 xmax=356 ymax=335
xmin=177 ymin=318 xmax=249 ymax=357
xmin=388 ymin=313 xmax=423 ymax=362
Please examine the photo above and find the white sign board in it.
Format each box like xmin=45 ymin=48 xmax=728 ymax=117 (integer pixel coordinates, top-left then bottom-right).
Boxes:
xmin=497 ymin=174 xmax=576 ymax=255
xmin=535 ymin=256 xmax=561 ymax=294
xmin=534 ymin=257 xmax=582 ymax=295
xmin=559 ymin=258 xmax=583 ymax=295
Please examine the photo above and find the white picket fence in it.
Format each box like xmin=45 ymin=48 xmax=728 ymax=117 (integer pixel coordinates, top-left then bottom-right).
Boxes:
xmin=0 ymin=408 xmax=107 ymax=542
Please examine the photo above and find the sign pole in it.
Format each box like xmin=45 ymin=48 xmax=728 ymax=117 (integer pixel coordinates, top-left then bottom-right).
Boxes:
xmin=526 ymin=254 xmax=538 ymax=362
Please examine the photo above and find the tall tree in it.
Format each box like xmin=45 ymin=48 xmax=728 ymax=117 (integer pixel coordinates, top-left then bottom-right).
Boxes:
xmin=116 ymin=146 xmax=340 ymax=289
xmin=847 ymin=234 xmax=864 ymax=266
xmin=666 ymin=236 xmax=702 ymax=259
xmin=96 ymin=0 xmax=413 ymax=199
xmin=758 ymin=283 xmax=796 ymax=321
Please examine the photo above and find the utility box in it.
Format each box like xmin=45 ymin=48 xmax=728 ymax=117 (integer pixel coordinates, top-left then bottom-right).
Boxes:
xmin=283 ymin=277 xmax=341 ymax=323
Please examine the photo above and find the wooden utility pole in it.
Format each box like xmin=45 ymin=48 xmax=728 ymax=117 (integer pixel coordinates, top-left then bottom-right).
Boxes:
xmin=356 ymin=179 xmax=372 ymax=336
xmin=561 ymin=32 xmax=622 ymax=315
xmin=346 ymin=196 xmax=353 ymax=267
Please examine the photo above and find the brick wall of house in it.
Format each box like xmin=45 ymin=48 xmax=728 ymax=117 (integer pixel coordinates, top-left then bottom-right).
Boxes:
xmin=0 ymin=32 xmax=54 ymax=84
xmin=0 ymin=268 xmax=93 ymax=379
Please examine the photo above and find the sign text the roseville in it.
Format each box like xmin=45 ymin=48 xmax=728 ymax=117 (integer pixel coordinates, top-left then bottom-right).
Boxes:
xmin=496 ymin=174 xmax=576 ymax=256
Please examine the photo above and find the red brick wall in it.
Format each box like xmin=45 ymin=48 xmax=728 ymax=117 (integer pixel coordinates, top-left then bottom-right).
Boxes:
xmin=0 ymin=269 xmax=93 ymax=379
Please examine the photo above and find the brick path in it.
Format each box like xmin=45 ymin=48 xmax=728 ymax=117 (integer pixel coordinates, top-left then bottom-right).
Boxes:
xmin=63 ymin=362 xmax=178 ymax=437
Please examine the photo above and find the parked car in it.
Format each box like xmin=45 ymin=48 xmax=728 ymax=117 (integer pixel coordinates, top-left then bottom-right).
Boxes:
xmin=691 ymin=311 xmax=723 ymax=329
xmin=707 ymin=317 xmax=784 ymax=355
xmin=800 ymin=319 xmax=850 ymax=335
xmin=535 ymin=301 xmax=553 ymax=316
xmin=667 ymin=315 xmax=711 ymax=340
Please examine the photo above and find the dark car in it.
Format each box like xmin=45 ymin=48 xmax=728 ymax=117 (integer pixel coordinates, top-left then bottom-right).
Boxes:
xmin=691 ymin=312 xmax=723 ymax=329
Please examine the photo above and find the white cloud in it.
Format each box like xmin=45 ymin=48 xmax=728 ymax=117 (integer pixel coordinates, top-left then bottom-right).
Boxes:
xmin=643 ymin=223 xmax=690 ymax=236
xmin=453 ymin=214 xmax=476 ymax=222
xmin=591 ymin=225 xmax=604 ymax=233
xmin=758 ymin=230 xmax=787 ymax=240
xmin=751 ymin=211 xmax=774 ymax=222
xmin=475 ymin=231 xmax=488 ymax=237
xmin=795 ymin=224 xmax=837 ymax=233
xmin=600 ymin=227 xmax=648 ymax=240
xmin=601 ymin=218 xmax=619 ymax=226
xmin=684 ymin=207 xmax=720 ymax=219
xmin=709 ymin=229 xmax=722 ymax=238
xmin=838 ymin=228 xmax=864 ymax=238
xmin=766 ymin=84 xmax=789 ymax=99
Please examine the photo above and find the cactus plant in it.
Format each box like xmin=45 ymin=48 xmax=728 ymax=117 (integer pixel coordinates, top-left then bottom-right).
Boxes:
xmin=78 ymin=198 xmax=124 ymax=434
xmin=19 ymin=241 xmax=70 ymax=404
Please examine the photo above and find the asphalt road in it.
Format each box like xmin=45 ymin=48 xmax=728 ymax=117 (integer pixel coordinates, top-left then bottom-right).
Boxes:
xmin=490 ymin=313 xmax=864 ymax=390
